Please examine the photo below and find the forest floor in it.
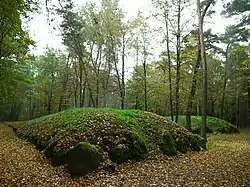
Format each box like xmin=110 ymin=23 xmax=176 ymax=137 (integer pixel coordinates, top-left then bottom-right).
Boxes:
xmin=0 ymin=123 xmax=249 ymax=187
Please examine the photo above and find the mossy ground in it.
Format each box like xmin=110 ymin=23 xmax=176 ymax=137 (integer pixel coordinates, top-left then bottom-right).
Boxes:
xmin=14 ymin=108 xmax=204 ymax=175
xmin=167 ymin=116 xmax=239 ymax=134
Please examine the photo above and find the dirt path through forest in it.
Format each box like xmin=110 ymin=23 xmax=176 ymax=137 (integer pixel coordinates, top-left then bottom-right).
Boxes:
xmin=1 ymin=124 xmax=249 ymax=187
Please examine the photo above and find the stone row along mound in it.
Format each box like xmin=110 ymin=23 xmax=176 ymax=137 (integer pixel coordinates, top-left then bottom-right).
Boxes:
xmin=167 ymin=116 xmax=239 ymax=135
xmin=15 ymin=108 xmax=206 ymax=176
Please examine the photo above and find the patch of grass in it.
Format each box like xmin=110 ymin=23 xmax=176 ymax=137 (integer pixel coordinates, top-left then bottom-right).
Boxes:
xmin=167 ymin=116 xmax=239 ymax=134
xmin=15 ymin=108 xmax=204 ymax=175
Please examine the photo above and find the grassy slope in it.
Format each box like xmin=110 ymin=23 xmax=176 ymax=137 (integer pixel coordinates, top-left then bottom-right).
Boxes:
xmin=167 ymin=115 xmax=239 ymax=134
xmin=14 ymin=108 xmax=205 ymax=173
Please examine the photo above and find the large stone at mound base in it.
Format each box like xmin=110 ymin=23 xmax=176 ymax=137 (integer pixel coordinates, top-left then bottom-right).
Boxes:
xmin=175 ymin=139 xmax=187 ymax=153
xmin=108 ymin=133 xmax=148 ymax=163
xmin=217 ymin=125 xmax=239 ymax=134
xmin=109 ymin=144 xmax=130 ymax=164
xmin=67 ymin=142 xmax=101 ymax=176
xmin=159 ymin=132 xmax=177 ymax=156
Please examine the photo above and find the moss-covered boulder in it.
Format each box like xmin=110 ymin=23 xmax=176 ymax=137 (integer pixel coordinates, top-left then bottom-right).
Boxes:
xmin=194 ymin=135 xmax=206 ymax=150
xmin=67 ymin=142 xmax=101 ymax=176
xmin=109 ymin=144 xmax=130 ymax=163
xmin=108 ymin=132 xmax=148 ymax=163
xmin=188 ymin=136 xmax=201 ymax=151
xmin=159 ymin=132 xmax=177 ymax=156
xmin=129 ymin=133 xmax=148 ymax=160
xmin=175 ymin=138 xmax=188 ymax=153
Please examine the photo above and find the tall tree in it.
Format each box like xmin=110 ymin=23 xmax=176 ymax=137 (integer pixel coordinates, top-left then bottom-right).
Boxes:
xmin=186 ymin=1 xmax=215 ymax=131
xmin=196 ymin=0 xmax=214 ymax=139
xmin=152 ymin=0 xmax=174 ymax=120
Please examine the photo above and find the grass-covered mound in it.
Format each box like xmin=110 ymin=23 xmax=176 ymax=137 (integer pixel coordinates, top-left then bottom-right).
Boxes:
xmin=167 ymin=116 xmax=239 ymax=134
xmin=15 ymin=108 xmax=205 ymax=175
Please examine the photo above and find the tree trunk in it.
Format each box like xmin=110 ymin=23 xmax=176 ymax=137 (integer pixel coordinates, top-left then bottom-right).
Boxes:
xmin=47 ymin=71 xmax=55 ymax=115
xmin=73 ymin=58 xmax=78 ymax=107
xmin=186 ymin=43 xmax=201 ymax=131
xmin=220 ymin=43 xmax=230 ymax=119
xmin=175 ymin=0 xmax=181 ymax=123
xmin=211 ymin=98 xmax=216 ymax=116
xmin=121 ymin=34 xmax=126 ymax=109
xmin=248 ymin=81 xmax=250 ymax=127
xmin=164 ymin=9 xmax=174 ymax=121
xmin=79 ymin=58 xmax=84 ymax=108
xmin=143 ymin=45 xmax=148 ymax=111
xmin=58 ymin=56 xmax=70 ymax=112
xmin=197 ymin=0 xmax=209 ymax=140
xmin=47 ymin=86 xmax=53 ymax=115
xmin=95 ymin=47 xmax=102 ymax=108
xmin=135 ymin=32 xmax=140 ymax=110
xmin=111 ymin=36 xmax=124 ymax=110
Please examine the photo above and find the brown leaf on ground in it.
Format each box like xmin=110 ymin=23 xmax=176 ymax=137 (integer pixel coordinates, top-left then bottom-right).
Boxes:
xmin=0 ymin=124 xmax=249 ymax=187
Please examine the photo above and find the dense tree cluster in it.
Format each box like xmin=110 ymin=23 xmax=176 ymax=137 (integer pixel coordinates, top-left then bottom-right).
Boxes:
xmin=0 ymin=0 xmax=249 ymax=131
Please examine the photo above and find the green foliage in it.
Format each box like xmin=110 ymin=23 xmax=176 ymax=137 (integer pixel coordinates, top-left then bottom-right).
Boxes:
xmin=168 ymin=116 xmax=239 ymax=134
xmin=0 ymin=0 xmax=34 ymax=119
xmin=16 ymin=108 xmax=203 ymax=174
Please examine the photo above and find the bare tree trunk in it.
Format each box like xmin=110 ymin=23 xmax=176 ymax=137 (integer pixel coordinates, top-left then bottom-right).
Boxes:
xmin=95 ymin=47 xmax=102 ymax=108
xmin=248 ymin=81 xmax=250 ymax=127
xmin=79 ymin=58 xmax=84 ymax=108
xmin=175 ymin=0 xmax=181 ymax=123
xmin=73 ymin=58 xmax=78 ymax=108
xmin=47 ymin=73 xmax=54 ymax=115
xmin=112 ymin=35 xmax=125 ymax=110
xmin=164 ymin=9 xmax=174 ymax=121
xmin=121 ymin=34 xmax=126 ymax=109
xmin=220 ymin=43 xmax=230 ymax=119
xmin=135 ymin=32 xmax=140 ymax=110
xmin=186 ymin=43 xmax=201 ymax=131
xmin=58 ymin=55 xmax=70 ymax=112
xmin=211 ymin=98 xmax=216 ymax=116
xmin=197 ymin=0 xmax=211 ymax=140
xmin=142 ymin=41 xmax=148 ymax=111
xmin=143 ymin=54 xmax=147 ymax=111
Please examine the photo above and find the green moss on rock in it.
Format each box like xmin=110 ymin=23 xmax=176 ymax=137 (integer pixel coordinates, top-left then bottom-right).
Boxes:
xmin=175 ymin=138 xmax=187 ymax=153
xmin=189 ymin=135 xmax=201 ymax=151
xmin=108 ymin=132 xmax=148 ymax=163
xmin=129 ymin=132 xmax=148 ymax=160
xmin=188 ymin=134 xmax=206 ymax=151
xmin=159 ymin=132 xmax=177 ymax=156
xmin=67 ymin=142 xmax=101 ymax=176
xmin=109 ymin=144 xmax=130 ymax=164
xmin=196 ymin=136 xmax=206 ymax=150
